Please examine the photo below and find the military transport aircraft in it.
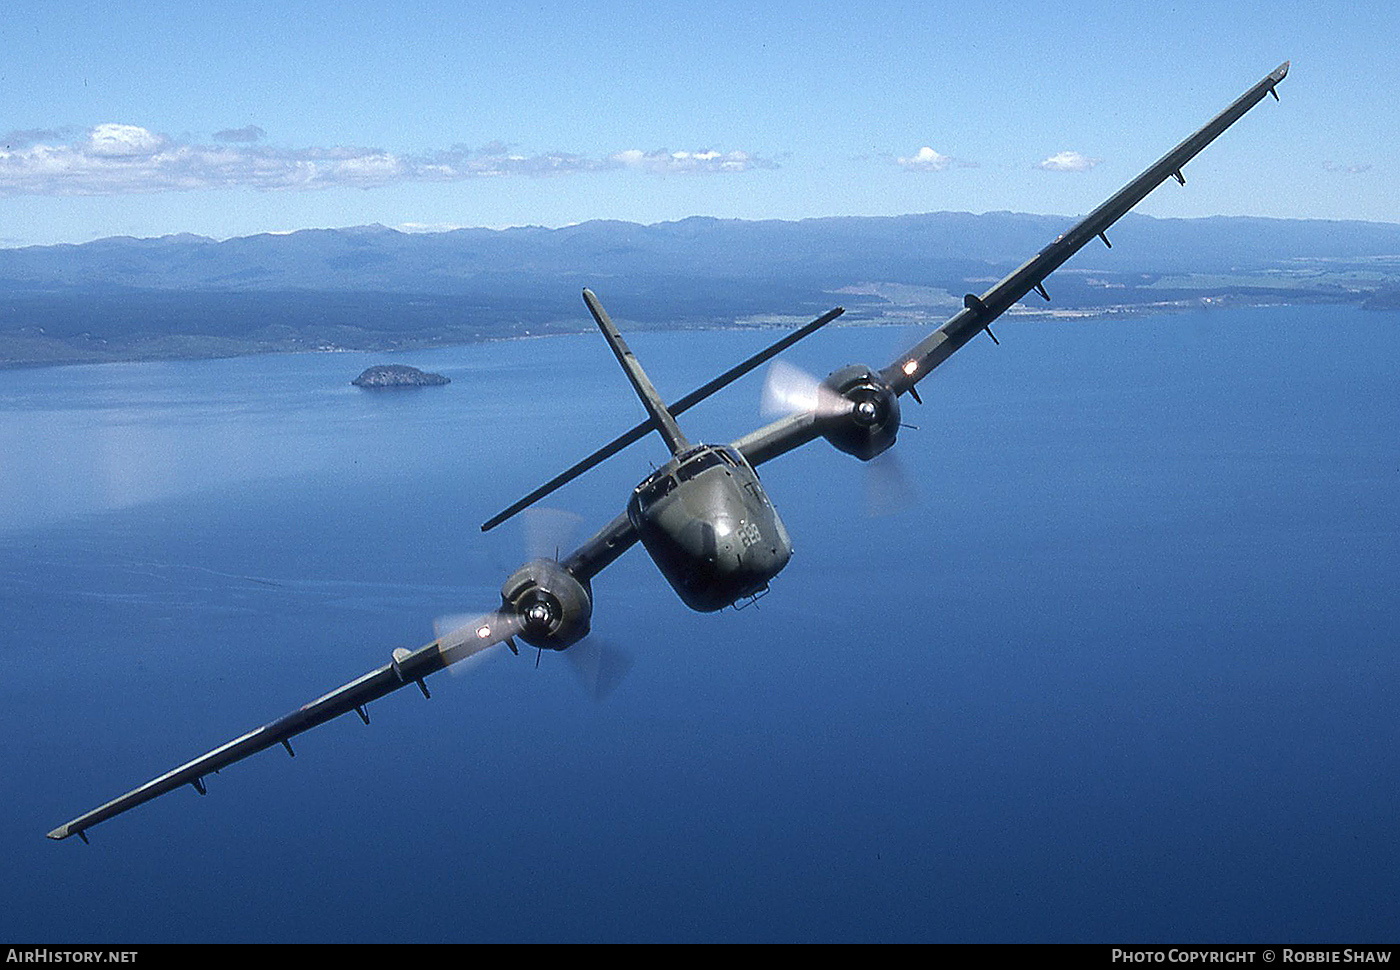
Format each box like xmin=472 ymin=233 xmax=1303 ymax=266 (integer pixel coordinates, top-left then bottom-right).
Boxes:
xmin=48 ymin=61 xmax=1289 ymax=843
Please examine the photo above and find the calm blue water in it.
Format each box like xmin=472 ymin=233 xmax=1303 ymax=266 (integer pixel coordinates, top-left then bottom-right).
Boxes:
xmin=3 ymin=306 xmax=1397 ymax=942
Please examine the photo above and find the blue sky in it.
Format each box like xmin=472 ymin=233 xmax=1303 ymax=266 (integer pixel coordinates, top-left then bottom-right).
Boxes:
xmin=0 ymin=0 xmax=1392 ymax=246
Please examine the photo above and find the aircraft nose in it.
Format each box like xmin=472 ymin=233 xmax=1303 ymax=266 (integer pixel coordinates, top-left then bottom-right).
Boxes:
xmin=695 ymin=518 xmax=741 ymax=565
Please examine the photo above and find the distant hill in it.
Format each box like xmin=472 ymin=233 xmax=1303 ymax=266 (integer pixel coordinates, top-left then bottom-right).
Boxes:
xmin=4 ymin=212 xmax=1400 ymax=367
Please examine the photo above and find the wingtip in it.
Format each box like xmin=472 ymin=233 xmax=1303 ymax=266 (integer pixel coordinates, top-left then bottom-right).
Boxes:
xmin=46 ymin=825 xmax=70 ymax=841
xmin=1274 ymin=60 xmax=1290 ymax=80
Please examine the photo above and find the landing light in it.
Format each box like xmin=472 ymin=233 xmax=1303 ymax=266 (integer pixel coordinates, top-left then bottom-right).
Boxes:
xmin=476 ymin=625 xmax=492 ymax=639
xmin=902 ymin=360 xmax=918 ymax=376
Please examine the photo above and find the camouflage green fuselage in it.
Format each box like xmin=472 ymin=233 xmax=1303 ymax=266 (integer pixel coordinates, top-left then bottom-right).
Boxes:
xmin=627 ymin=444 xmax=792 ymax=612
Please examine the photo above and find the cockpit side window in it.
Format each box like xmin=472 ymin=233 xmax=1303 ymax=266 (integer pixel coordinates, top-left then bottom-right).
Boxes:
xmin=721 ymin=445 xmax=761 ymax=479
xmin=636 ymin=474 xmax=677 ymax=511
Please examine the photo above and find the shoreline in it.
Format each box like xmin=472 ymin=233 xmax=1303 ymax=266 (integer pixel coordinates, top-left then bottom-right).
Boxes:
xmin=0 ymin=293 xmax=1383 ymax=374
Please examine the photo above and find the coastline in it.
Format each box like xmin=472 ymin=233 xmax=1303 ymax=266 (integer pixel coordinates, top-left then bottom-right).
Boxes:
xmin=0 ymin=291 xmax=1378 ymax=374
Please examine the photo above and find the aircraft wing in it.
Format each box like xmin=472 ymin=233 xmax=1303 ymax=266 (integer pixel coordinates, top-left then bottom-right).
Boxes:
xmin=47 ymin=612 xmax=525 ymax=842
xmin=733 ymin=61 xmax=1289 ymax=468
xmin=49 ymin=62 xmax=1289 ymax=844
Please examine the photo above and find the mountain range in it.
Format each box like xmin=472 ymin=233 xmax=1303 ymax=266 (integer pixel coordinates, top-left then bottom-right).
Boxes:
xmin=4 ymin=211 xmax=1399 ymax=367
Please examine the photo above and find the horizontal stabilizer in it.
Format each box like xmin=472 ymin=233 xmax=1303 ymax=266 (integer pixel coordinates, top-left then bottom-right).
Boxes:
xmin=482 ymin=303 xmax=844 ymax=531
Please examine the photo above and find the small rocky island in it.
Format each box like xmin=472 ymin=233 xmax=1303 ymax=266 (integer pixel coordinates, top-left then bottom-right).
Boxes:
xmin=351 ymin=364 xmax=450 ymax=388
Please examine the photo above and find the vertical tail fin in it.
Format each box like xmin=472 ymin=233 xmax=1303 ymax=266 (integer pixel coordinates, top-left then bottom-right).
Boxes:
xmin=582 ymin=288 xmax=692 ymax=456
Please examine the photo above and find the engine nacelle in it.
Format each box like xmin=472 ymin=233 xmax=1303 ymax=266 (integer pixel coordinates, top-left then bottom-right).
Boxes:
xmin=500 ymin=559 xmax=593 ymax=651
xmin=819 ymin=364 xmax=901 ymax=460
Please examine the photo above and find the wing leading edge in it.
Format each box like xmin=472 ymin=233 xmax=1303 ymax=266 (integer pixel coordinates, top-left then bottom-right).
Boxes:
xmin=733 ymin=61 xmax=1289 ymax=468
xmin=883 ymin=61 xmax=1288 ymax=396
xmin=47 ymin=613 xmax=525 ymax=842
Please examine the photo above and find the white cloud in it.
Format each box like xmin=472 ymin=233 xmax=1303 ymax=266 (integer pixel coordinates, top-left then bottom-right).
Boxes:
xmin=896 ymin=146 xmax=953 ymax=172
xmin=0 ymin=126 xmax=774 ymax=196
xmin=1037 ymin=150 xmax=1099 ymax=172
xmin=87 ymin=124 xmax=166 ymax=157
xmin=610 ymin=148 xmax=771 ymax=174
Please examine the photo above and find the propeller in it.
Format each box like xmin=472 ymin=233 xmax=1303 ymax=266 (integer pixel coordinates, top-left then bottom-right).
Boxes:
xmin=562 ymin=637 xmax=635 ymax=702
xmin=521 ymin=506 xmax=583 ymax=563
xmin=434 ymin=609 xmax=522 ymax=676
xmin=761 ymin=359 xmax=919 ymax=516
xmin=760 ymin=360 xmax=855 ymax=421
xmin=444 ymin=506 xmax=579 ymax=674
xmin=436 ymin=507 xmax=632 ymax=699
xmin=863 ymin=449 xmax=919 ymax=517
